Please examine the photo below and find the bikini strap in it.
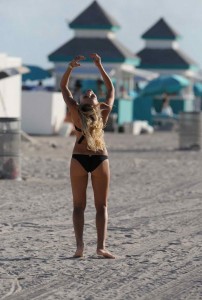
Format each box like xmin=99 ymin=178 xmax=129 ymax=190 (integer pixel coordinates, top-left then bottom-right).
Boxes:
xmin=74 ymin=125 xmax=82 ymax=132
xmin=74 ymin=124 xmax=85 ymax=144
xmin=77 ymin=135 xmax=85 ymax=144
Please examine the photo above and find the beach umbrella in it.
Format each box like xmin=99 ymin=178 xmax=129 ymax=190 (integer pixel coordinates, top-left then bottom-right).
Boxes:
xmin=22 ymin=65 xmax=51 ymax=82
xmin=140 ymin=74 xmax=190 ymax=96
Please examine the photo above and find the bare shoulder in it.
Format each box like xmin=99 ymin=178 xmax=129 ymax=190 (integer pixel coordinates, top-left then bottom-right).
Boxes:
xmin=69 ymin=106 xmax=80 ymax=124
xmin=67 ymin=97 xmax=79 ymax=111
xmin=61 ymin=88 xmax=79 ymax=113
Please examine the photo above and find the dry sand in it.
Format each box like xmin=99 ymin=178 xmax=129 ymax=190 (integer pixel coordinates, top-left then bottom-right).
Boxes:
xmin=0 ymin=131 xmax=201 ymax=300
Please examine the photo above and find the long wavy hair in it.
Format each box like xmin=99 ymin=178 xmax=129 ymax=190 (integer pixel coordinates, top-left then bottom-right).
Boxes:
xmin=78 ymin=103 xmax=108 ymax=152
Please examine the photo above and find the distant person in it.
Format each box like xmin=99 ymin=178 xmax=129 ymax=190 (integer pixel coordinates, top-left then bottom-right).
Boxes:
xmin=60 ymin=54 xmax=115 ymax=258
xmin=34 ymin=80 xmax=45 ymax=91
xmin=135 ymin=82 xmax=140 ymax=93
xmin=161 ymin=95 xmax=173 ymax=116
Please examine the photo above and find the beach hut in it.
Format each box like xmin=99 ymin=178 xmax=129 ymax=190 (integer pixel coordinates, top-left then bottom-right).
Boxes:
xmin=134 ymin=18 xmax=202 ymax=123
xmin=137 ymin=18 xmax=199 ymax=78
xmin=21 ymin=90 xmax=66 ymax=135
xmin=21 ymin=64 xmax=66 ymax=135
xmin=0 ymin=53 xmax=27 ymax=180
xmin=48 ymin=0 xmax=140 ymax=127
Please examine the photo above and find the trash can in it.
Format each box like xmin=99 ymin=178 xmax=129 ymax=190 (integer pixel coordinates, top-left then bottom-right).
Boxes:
xmin=179 ymin=112 xmax=202 ymax=150
xmin=0 ymin=118 xmax=21 ymax=179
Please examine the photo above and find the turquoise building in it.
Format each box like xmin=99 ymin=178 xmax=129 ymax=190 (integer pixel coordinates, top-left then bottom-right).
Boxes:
xmin=134 ymin=18 xmax=201 ymax=122
xmin=48 ymin=8 xmax=201 ymax=128
xmin=48 ymin=1 xmax=147 ymax=126
xmin=137 ymin=18 xmax=199 ymax=74
xmin=48 ymin=1 xmax=141 ymax=126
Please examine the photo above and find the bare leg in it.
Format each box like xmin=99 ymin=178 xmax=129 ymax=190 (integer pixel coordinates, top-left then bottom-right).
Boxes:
xmin=96 ymin=205 xmax=108 ymax=250
xmin=73 ymin=207 xmax=85 ymax=257
xmin=96 ymin=206 xmax=115 ymax=259
xmin=91 ymin=159 xmax=115 ymax=259
xmin=70 ymin=158 xmax=88 ymax=258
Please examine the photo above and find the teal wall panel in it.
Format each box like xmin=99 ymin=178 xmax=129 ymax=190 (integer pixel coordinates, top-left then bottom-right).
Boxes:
xmin=111 ymin=98 xmax=133 ymax=125
xmin=133 ymin=96 xmax=153 ymax=124
xmin=118 ymin=99 xmax=133 ymax=125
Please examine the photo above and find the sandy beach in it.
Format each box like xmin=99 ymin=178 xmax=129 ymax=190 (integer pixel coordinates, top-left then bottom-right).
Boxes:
xmin=0 ymin=131 xmax=201 ymax=299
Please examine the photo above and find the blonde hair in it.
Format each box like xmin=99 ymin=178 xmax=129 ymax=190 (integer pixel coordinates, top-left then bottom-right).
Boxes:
xmin=78 ymin=103 xmax=107 ymax=152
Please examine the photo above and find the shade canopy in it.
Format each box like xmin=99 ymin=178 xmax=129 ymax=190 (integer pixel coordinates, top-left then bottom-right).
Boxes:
xmin=141 ymin=74 xmax=190 ymax=96
xmin=0 ymin=66 xmax=29 ymax=80
xmin=22 ymin=65 xmax=51 ymax=82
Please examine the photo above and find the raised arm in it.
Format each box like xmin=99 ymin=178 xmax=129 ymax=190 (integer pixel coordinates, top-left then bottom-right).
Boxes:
xmin=90 ymin=53 xmax=115 ymax=108
xmin=60 ymin=55 xmax=85 ymax=112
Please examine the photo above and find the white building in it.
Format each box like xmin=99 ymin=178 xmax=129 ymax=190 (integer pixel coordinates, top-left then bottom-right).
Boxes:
xmin=0 ymin=53 xmax=22 ymax=118
xmin=21 ymin=91 xmax=66 ymax=135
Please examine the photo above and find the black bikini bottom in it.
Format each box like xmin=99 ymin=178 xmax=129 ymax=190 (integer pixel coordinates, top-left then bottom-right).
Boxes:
xmin=72 ymin=154 xmax=108 ymax=173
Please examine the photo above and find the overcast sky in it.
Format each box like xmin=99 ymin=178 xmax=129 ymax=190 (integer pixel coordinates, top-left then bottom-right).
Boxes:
xmin=1 ymin=0 xmax=202 ymax=68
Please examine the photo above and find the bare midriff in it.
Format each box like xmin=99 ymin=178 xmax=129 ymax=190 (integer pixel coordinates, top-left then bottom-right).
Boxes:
xmin=72 ymin=133 xmax=108 ymax=156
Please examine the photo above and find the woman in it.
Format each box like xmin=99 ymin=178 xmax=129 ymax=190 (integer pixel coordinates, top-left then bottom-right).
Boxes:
xmin=161 ymin=94 xmax=173 ymax=116
xmin=60 ymin=53 xmax=115 ymax=258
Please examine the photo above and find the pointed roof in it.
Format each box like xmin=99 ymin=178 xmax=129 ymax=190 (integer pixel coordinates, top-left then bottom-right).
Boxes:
xmin=141 ymin=18 xmax=180 ymax=40
xmin=69 ymin=1 xmax=120 ymax=30
xmin=48 ymin=37 xmax=139 ymax=65
xmin=136 ymin=48 xmax=198 ymax=70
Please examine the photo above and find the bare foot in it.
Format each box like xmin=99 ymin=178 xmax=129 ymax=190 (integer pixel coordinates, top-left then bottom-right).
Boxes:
xmin=73 ymin=244 xmax=84 ymax=258
xmin=97 ymin=249 xmax=115 ymax=259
